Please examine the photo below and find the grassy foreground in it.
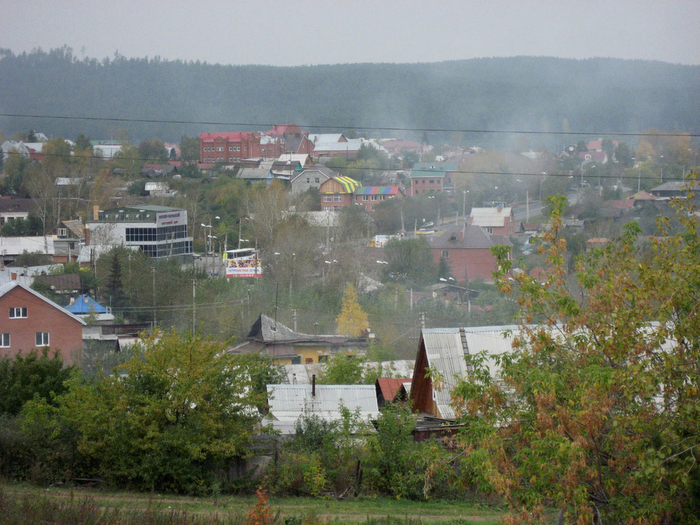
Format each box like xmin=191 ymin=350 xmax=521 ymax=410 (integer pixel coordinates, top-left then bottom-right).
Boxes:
xmin=1 ymin=483 xmax=505 ymax=524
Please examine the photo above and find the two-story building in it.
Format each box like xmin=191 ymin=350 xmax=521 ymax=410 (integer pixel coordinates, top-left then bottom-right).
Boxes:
xmin=86 ymin=205 xmax=193 ymax=262
xmin=319 ymin=176 xmax=361 ymax=212
xmin=290 ymin=165 xmax=339 ymax=195
xmin=353 ymin=186 xmax=405 ymax=211
xmin=410 ymin=161 xmax=458 ymax=196
xmin=0 ymin=280 xmax=85 ymax=364
xmin=468 ymin=206 xmax=516 ymax=236
xmin=199 ymin=132 xmax=284 ymax=163
xmin=429 ymin=223 xmax=511 ymax=283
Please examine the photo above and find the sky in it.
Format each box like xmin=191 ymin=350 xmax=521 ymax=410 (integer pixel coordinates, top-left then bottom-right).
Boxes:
xmin=1 ymin=0 xmax=699 ymax=66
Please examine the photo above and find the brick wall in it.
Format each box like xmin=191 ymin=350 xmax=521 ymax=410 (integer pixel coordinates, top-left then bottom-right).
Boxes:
xmin=0 ymin=286 xmax=83 ymax=364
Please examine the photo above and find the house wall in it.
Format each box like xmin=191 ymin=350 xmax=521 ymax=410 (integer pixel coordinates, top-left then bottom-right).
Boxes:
xmin=411 ymin=176 xmax=444 ymax=196
xmin=410 ymin=344 xmax=436 ymax=416
xmin=0 ymin=286 xmax=83 ymax=364
xmin=431 ymin=247 xmax=500 ymax=283
xmin=200 ymin=134 xmax=284 ymax=163
xmin=291 ymin=170 xmax=329 ymax=195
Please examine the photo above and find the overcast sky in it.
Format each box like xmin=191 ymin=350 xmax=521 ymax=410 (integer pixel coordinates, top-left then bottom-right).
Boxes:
xmin=2 ymin=0 xmax=699 ymax=66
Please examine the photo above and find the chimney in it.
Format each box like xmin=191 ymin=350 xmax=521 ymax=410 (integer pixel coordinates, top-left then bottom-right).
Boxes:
xmin=93 ymin=205 xmax=99 ymax=221
xmin=312 ymin=375 xmax=316 ymax=397
xmin=11 ymin=272 xmax=17 ymax=281
xmin=84 ymin=224 xmax=90 ymax=246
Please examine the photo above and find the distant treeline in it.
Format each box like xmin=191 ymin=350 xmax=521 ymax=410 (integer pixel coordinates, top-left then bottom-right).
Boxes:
xmin=0 ymin=46 xmax=698 ymax=147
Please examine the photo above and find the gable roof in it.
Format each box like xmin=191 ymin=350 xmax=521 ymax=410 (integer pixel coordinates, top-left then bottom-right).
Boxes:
xmin=430 ymin=224 xmax=510 ymax=250
xmin=376 ymin=377 xmax=411 ymax=403
xmin=330 ymin=176 xmax=361 ymax=194
xmin=0 ymin=281 xmax=86 ymax=325
xmin=59 ymin=220 xmax=85 ymax=238
xmin=412 ymin=326 xmax=518 ymax=418
xmin=469 ymin=207 xmax=513 ymax=227
xmin=292 ymin=164 xmax=338 ymax=184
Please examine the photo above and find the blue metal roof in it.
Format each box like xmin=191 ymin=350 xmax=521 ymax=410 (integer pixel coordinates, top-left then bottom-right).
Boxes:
xmin=64 ymin=295 xmax=107 ymax=314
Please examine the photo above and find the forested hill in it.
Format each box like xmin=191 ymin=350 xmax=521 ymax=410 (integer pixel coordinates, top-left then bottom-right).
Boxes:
xmin=0 ymin=47 xmax=698 ymax=146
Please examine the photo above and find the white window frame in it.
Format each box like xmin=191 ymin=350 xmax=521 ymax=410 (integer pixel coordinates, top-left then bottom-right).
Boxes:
xmin=9 ymin=307 xmax=27 ymax=319
xmin=333 ymin=195 xmax=342 ymax=202
xmin=0 ymin=333 xmax=9 ymax=347
xmin=35 ymin=332 xmax=49 ymax=347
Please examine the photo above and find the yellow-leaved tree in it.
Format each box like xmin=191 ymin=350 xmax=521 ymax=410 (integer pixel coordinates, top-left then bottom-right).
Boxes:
xmin=335 ymin=284 xmax=369 ymax=338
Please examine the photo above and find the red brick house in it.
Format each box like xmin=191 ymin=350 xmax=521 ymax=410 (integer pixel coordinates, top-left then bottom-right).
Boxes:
xmin=353 ymin=186 xmax=405 ymax=211
xmin=410 ymin=161 xmax=458 ymax=196
xmin=199 ymin=132 xmax=284 ymax=163
xmin=319 ymin=176 xmax=361 ymax=212
xmin=429 ymin=224 xmax=511 ymax=283
xmin=468 ymin=207 xmax=516 ymax=236
xmin=0 ymin=281 xmax=85 ymax=364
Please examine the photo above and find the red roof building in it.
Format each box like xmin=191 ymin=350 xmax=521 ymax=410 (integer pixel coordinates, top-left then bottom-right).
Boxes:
xmin=199 ymin=132 xmax=284 ymax=163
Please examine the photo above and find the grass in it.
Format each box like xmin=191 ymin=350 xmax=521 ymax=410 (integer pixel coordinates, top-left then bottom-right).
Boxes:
xmin=1 ymin=482 xmax=506 ymax=524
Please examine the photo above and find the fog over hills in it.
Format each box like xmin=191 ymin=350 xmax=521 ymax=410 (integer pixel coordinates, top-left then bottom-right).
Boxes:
xmin=0 ymin=47 xmax=698 ymax=147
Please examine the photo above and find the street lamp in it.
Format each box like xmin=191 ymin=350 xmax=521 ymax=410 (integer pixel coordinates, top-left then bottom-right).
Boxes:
xmin=462 ymin=190 xmax=469 ymax=218
xmin=201 ymin=223 xmax=212 ymax=254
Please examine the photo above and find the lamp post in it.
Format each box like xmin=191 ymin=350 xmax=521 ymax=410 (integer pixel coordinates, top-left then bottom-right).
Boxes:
xmin=462 ymin=190 xmax=469 ymax=218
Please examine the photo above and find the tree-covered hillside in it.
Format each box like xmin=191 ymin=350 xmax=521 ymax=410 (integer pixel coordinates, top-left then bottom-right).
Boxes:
xmin=0 ymin=47 xmax=698 ymax=146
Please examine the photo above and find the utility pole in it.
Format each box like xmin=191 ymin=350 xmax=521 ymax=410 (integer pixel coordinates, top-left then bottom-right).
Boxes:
xmin=152 ymin=267 xmax=156 ymax=327
xmin=192 ymin=279 xmax=196 ymax=337
xmin=293 ymin=308 xmax=298 ymax=332
xmin=420 ymin=312 xmax=426 ymax=330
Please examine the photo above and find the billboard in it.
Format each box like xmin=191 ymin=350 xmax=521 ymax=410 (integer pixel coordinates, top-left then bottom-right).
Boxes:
xmin=223 ymin=249 xmax=262 ymax=278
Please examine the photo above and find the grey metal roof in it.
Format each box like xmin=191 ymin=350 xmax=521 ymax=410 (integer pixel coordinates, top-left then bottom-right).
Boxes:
xmin=266 ymin=384 xmax=379 ymax=433
xmin=419 ymin=326 xmax=520 ymax=418
xmin=280 ymin=359 xmax=415 ymax=385
xmin=429 ymin=224 xmax=505 ymax=250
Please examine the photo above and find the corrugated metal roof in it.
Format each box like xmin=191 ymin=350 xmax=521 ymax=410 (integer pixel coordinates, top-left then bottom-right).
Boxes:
xmin=422 ymin=331 xmax=466 ymax=419
xmin=355 ymin=186 xmax=401 ymax=195
xmin=266 ymin=384 xmax=379 ymax=433
xmin=469 ymin=207 xmax=513 ymax=228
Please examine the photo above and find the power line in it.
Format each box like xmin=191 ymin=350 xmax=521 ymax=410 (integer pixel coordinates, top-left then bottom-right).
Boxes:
xmin=2 ymin=112 xmax=699 ymax=138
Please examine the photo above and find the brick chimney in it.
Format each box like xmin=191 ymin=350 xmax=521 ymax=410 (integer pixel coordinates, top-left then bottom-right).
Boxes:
xmin=84 ymin=223 xmax=90 ymax=246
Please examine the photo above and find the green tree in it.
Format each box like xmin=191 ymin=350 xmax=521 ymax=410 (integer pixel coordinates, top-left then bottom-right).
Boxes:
xmin=74 ymin=132 xmax=92 ymax=152
xmin=319 ymin=355 xmax=366 ymax=385
xmin=454 ymin=187 xmax=700 ymax=523
xmin=180 ymin=135 xmax=200 ymax=161
xmin=383 ymin=238 xmax=437 ymax=287
xmin=0 ymin=349 xmax=74 ymax=416
xmin=137 ymin=137 xmax=167 ymax=163
xmin=57 ymin=331 xmax=267 ymax=492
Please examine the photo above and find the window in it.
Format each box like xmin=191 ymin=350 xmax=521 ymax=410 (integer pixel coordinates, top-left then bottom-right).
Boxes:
xmin=217 ymin=146 xmax=223 ymax=152
xmin=315 ymin=178 xmax=320 ymax=183
xmin=441 ymin=250 xmax=450 ymax=258
xmin=228 ymin=146 xmax=233 ymax=151
xmin=57 ymin=228 xmax=67 ymax=237
xmin=35 ymin=332 xmax=49 ymax=347
xmin=485 ymin=227 xmax=493 ymax=234
xmin=371 ymin=195 xmax=377 ymax=201
xmin=323 ymin=196 xmax=333 ymax=202
xmin=362 ymin=195 xmax=368 ymax=201
xmin=306 ymin=178 xmax=310 ymax=183
xmin=9 ymin=307 xmax=27 ymax=318
xmin=305 ymin=358 xmax=313 ymax=364
xmin=429 ymin=179 xmax=434 ymax=184
xmin=0 ymin=333 xmax=9 ymax=347
xmin=333 ymin=195 xmax=342 ymax=202
xmin=318 ymin=355 xmax=329 ymax=363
